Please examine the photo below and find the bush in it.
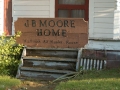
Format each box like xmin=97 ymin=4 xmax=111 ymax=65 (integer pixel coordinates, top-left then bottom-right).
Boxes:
xmin=0 ymin=31 xmax=23 ymax=76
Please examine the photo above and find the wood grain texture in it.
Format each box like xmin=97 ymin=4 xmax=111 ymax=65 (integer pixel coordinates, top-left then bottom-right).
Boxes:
xmin=15 ymin=18 xmax=88 ymax=48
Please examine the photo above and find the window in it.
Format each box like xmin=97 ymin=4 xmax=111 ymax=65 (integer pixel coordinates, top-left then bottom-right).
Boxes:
xmin=55 ymin=0 xmax=89 ymax=21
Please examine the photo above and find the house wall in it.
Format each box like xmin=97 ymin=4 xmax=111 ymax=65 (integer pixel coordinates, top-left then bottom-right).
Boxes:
xmin=0 ymin=0 xmax=4 ymax=35
xmin=89 ymin=0 xmax=120 ymax=40
xmin=86 ymin=0 xmax=120 ymax=50
xmin=12 ymin=0 xmax=120 ymax=50
xmin=118 ymin=0 xmax=120 ymax=37
xmin=12 ymin=0 xmax=55 ymax=34
xmin=13 ymin=0 xmax=120 ymax=39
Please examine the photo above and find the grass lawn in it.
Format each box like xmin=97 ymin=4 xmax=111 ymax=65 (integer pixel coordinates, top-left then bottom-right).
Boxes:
xmin=0 ymin=76 xmax=21 ymax=90
xmin=55 ymin=69 xmax=120 ymax=90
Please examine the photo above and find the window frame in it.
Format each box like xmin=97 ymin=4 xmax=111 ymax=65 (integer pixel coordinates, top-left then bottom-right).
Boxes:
xmin=55 ymin=0 xmax=89 ymax=21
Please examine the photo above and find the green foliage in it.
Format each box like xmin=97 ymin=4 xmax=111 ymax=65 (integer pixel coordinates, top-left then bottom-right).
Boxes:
xmin=0 ymin=31 xmax=23 ymax=76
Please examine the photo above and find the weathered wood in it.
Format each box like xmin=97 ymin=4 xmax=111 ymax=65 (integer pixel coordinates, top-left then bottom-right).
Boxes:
xmin=15 ymin=18 xmax=88 ymax=48
xmin=16 ymin=47 xmax=26 ymax=78
xmin=82 ymin=49 xmax=120 ymax=60
xmin=21 ymin=67 xmax=74 ymax=74
xmin=23 ymin=59 xmax=76 ymax=70
xmin=23 ymin=56 xmax=76 ymax=62
xmin=20 ymin=71 xmax=64 ymax=80
xmin=26 ymin=47 xmax=78 ymax=51
xmin=76 ymin=48 xmax=83 ymax=71
xmin=17 ymin=47 xmax=78 ymax=80
xmin=26 ymin=49 xmax=77 ymax=58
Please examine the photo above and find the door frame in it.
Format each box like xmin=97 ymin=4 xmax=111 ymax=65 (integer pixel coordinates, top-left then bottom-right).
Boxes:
xmin=4 ymin=0 xmax=12 ymax=35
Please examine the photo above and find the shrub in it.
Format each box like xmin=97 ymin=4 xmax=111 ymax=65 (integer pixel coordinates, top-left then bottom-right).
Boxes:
xmin=0 ymin=31 xmax=23 ymax=76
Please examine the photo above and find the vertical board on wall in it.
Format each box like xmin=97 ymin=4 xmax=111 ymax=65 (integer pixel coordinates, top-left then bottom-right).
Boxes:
xmin=50 ymin=0 xmax=55 ymax=18
xmin=13 ymin=0 xmax=55 ymax=34
xmin=89 ymin=0 xmax=120 ymax=39
xmin=117 ymin=0 xmax=120 ymax=38
xmin=89 ymin=0 xmax=94 ymax=38
xmin=4 ymin=0 xmax=12 ymax=35
xmin=0 ymin=0 xmax=4 ymax=35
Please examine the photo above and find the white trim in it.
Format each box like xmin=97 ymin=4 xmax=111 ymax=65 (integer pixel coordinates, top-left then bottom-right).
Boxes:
xmin=1 ymin=0 xmax=4 ymax=35
xmin=50 ymin=0 xmax=55 ymax=18
xmin=12 ymin=0 xmax=14 ymax=35
xmin=89 ymin=0 xmax=94 ymax=38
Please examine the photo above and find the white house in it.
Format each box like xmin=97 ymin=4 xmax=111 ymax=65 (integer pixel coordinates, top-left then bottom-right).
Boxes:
xmin=1 ymin=0 xmax=120 ymax=78
xmin=0 ymin=0 xmax=120 ymax=51
xmin=0 ymin=0 xmax=4 ymax=35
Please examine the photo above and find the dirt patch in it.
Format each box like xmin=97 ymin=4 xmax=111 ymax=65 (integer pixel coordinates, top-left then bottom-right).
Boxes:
xmin=10 ymin=80 xmax=58 ymax=90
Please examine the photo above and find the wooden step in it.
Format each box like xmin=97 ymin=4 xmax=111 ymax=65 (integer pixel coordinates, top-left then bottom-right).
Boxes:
xmin=26 ymin=47 xmax=78 ymax=51
xmin=16 ymin=47 xmax=79 ymax=80
xmin=23 ymin=56 xmax=76 ymax=62
xmin=23 ymin=56 xmax=76 ymax=70
xmin=26 ymin=47 xmax=78 ymax=58
xmin=20 ymin=67 xmax=75 ymax=80
xmin=21 ymin=67 xmax=74 ymax=73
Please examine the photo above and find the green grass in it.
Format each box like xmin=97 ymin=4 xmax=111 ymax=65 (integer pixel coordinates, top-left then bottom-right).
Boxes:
xmin=0 ymin=76 xmax=21 ymax=90
xmin=55 ymin=69 xmax=120 ymax=90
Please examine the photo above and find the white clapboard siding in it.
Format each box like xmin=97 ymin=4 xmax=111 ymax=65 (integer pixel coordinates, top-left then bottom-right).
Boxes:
xmin=14 ymin=11 xmax=49 ymax=16
xmin=13 ymin=0 xmax=55 ymax=34
xmin=94 ymin=28 xmax=120 ymax=34
xmin=94 ymin=18 xmax=114 ymax=23
xmin=13 ymin=15 xmax=50 ymax=21
xmin=0 ymin=0 xmax=3 ymax=35
xmin=94 ymin=28 xmax=114 ymax=34
xmin=13 ymin=0 xmax=50 ymax=20
xmin=94 ymin=12 xmax=114 ymax=18
xmin=89 ymin=0 xmax=120 ymax=39
xmin=14 ymin=6 xmax=50 ymax=10
xmin=94 ymin=3 xmax=115 ymax=8
xmin=94 ymin=33 xmax=120 ymax=40
xmin=94 ymin=8 xmax=115 ymax=13
xmin=94 ymin=0 xmax=115 ymax=2
xmin=14 ymin=1 xmax=49 ymax=5
xmin=94 ymin=23 xmax=114 ymax=29
xmin=114 ymin=10 xmax=120 ymax=38
xmin=94 ymin=34 xmax=113 ymax=39
xmin=117 ymin=0 xmax=120 ymax=38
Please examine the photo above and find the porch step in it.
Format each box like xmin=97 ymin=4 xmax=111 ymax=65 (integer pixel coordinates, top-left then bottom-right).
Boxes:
xmin=26 ymin=47 xmax=78 ymax=58
xmin=23 ymin=56 xmax=76 ymax=62
xmin=21 ymin=67 xmax=74 ymax=74
xmin=23 ymin=56 xmax=76 ymax=70
xmin=20 ymin=67 xmax=75 ymax=80
xmin=17 ymin=47 xmax=79 ymax=80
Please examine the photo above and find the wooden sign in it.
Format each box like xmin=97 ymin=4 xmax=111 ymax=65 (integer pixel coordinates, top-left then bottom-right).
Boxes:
xmin=15 ymin=18 xmax=88 ymax=48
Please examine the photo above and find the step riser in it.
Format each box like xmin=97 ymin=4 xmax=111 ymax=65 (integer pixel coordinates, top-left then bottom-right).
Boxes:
xmin=23 ymin=60 xmax=76 ymax=70
xmin=26 ymin=50 xmax=77 ymax=58
xmin=20 ymin=70 xmax=63 ymax=80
